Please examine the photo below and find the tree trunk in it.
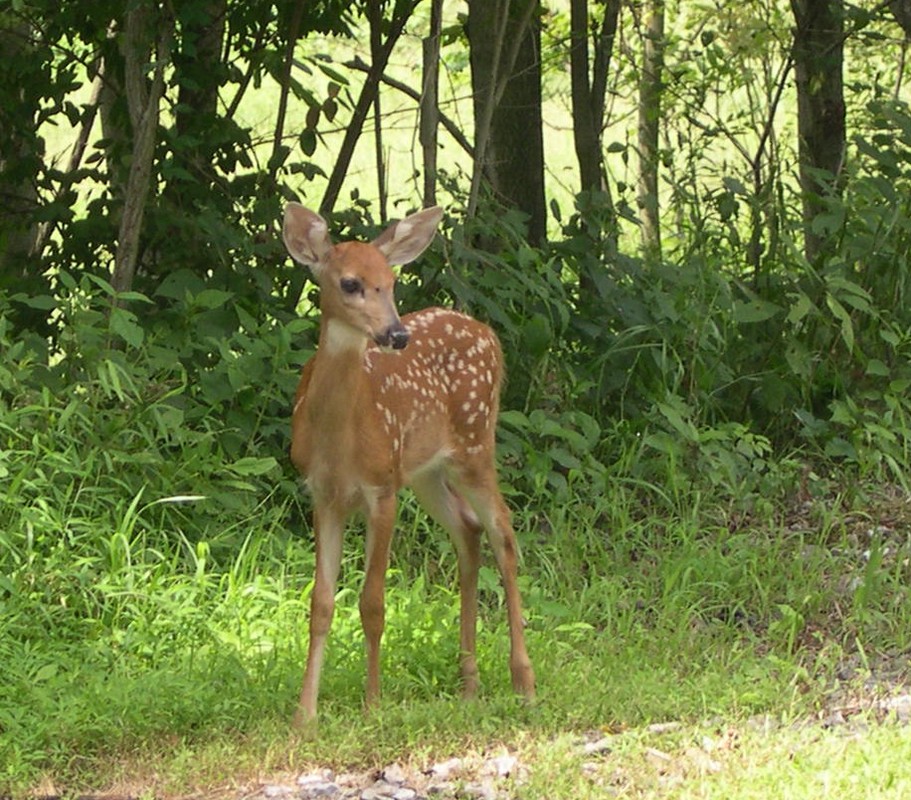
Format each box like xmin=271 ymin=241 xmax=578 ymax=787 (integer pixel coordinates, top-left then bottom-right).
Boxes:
xmin=467 ymin=0 xmax=546 ymax=246
xmin=570 ymin=0 xmax=620 ymax=194
xmin=0 ymin=20 xmax=44 ymax=307
xmin=270 ymin=0 xmax=304 ymax=183
xmin=111 ymin=3 xmax=173 ymax=298
xmin=420 ymin=0 xmax=444 ymax=206
xmin=369 ymin=2 xmax=387 ymax=223
xmin=173 ymin=0 xmax=226 ymax=186
xmin=637 ymin=0 xmax=665 ymax=264
xmin=790 ymin=0 xmax=845 ymax=265
xmin=890 ymin=0 xmax=911 ymax=38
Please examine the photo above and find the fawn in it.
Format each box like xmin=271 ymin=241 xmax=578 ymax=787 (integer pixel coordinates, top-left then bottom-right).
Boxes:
xmin=283 ymin=203 xmax=535 ymax=724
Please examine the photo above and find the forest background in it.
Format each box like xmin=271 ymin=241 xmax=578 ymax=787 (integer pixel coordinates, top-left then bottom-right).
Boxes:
xmin=3 ymin=0 xmax=911 ymax=795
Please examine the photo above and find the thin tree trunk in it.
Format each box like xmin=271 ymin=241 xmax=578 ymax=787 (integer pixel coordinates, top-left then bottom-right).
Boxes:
xmin=569 ymin=0 xmax=620 ymax=286
xmin=171 ymin=0 xmax=226 ymax=188
xmin=0 ymin=20 xmax=41 ymax=292
xmin=571 ymin=0 xmax=621 ymax=193
xmin=369 ymin=2 xmax=387 ymax=223
xmin=466 ymin=0 xmax=538 ymax=220
xmin=790 ymin=0 xmax=845 ymax=265
xmin=637 ymin=0 xmax=665 ymax=264
xmin=421 ymin=0 xmax=444 ymax=206
xmin=890 ymin=0 xmax=911 ymax=37
xmin=111 ymin=4 xmax=172 ymax=298
xmin=748 ymin=54 xmax=793 ymax=282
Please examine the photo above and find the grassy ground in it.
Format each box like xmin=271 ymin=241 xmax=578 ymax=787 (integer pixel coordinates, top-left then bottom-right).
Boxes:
xmin=3 ymin=473 xmax=910 ymax=797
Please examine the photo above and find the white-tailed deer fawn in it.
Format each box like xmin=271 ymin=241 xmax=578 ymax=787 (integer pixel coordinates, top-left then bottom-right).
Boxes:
xmin=283 ymin=202 xmax=535 ymax=725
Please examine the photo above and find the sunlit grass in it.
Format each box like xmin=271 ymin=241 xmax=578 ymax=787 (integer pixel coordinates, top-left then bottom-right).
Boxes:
xmin=3 ymin=452 xmax=909 ymax=795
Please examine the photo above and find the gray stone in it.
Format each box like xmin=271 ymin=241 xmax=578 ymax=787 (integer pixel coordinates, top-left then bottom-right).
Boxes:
xmin=263 ymin=786 xmax=295 ymax=799
xmin=298 ymin=772 xmax=341 ymax=799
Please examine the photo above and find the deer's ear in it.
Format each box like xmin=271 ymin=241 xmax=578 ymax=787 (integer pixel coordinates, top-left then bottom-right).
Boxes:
xmin=372 ymin=206 xmax=443 ymax=265
xmin=283 ymin=203 xmax=332 ymax=274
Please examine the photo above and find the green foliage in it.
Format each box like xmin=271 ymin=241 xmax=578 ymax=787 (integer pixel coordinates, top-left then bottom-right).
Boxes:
xmin=5 ymin=1 xmax=911 ymax=791
xmin=3 ymin=268 xmax=911 ymax=790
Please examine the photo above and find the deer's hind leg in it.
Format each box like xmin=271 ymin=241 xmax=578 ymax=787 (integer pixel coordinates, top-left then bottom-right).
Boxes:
xmin=410 ymin=468 xmax=483 ymax=697
xmin=453 ymin=462 xmax=536 ymax=700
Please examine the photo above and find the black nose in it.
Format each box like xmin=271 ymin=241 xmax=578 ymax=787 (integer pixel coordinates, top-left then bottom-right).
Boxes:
xmin=389 ymin=327 xmax=409 ymax=350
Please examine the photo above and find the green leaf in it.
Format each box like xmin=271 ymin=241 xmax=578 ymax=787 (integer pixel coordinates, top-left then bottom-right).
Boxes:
xmin=548 ymin=446 xmax=582 ymax=470
xmin=109 ymin=307 xmax=144 ymax=348
xmin=786 ymin=292 xmax=815 ymax=324
xmin=733 ymin=299 xmax=781 ymax=324
xmin=11 ymin=293 xmax=57 ymax=310
xmin=865 ymin=359 xmax=889 ymax=377
xmin=226 ymin=456 xmax=279 ymax=476
xmin=499 ymin=410 xmax=530 ymax=429
xmin=115 ymin=290 xmax=153 ymax=304
xmin=825 ymin=295 xmax=854 ymax=352
xmin=522 ymin=314 xmax=552 ymax=358
xmin=193 ymin=289 xmax=235 ymax=310
xmin=299 ymin=129 xmax=317 ymax=157
xmin=656 ymin=400 xmax=698 ymax=442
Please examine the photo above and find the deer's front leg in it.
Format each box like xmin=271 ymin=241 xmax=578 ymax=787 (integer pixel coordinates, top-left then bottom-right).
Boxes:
xmin=295 ymin=505 xmax=345 ymax=728
xmin=360 ymin=492 xmax=396 ymax=709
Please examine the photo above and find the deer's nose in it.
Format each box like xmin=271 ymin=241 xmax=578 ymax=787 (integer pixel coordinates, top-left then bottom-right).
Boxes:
xmin=375 ymin=322 xmax=409 ymax=350
xmin=389 ymin=326 xmax=409 ymax=350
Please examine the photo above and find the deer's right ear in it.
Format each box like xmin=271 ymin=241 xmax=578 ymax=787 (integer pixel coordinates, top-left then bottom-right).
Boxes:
xmin=283 ymin=203 xmax=332 ymax=273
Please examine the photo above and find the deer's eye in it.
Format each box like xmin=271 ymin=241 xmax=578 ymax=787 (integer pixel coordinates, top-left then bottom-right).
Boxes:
xmin=340 ymin=277 xmax=362 ymax=295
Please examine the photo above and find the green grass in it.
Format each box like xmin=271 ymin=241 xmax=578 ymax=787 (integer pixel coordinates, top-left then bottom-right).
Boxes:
xmin=3 ymin=457 xmax=910 ymax=796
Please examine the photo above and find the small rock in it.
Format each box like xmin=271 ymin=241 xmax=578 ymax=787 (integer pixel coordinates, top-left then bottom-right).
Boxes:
xmin=582 ymin=737 xmax=612 ymax=755
xmin=822 ymin=709 xmax=847 ymax=729
xmin=300 ymin=782 xmax=341 ymax=799
xmin=684 ymin=747 xmax=722 ymax=775
xmin=745 ymin=714 xmax=778 ymax=735
xmin=391 ymin=789 xmax=417 ymax=800
xmin=644 ymin=747 xmax=673 ymax=767
xmin=483 ymin=754 xmax=517 ymax=777
xmin=298 ymin=772 xmax=341 ymax=799
xmin=382 ymin=764 xmax=408 ymax=786
xmin=581 ymin=761 xmax=601 ymax=777
xmin=647 ymin=721 xmax=683 ymax=735
xmin=361 ymin=781 xmax=400 ymax=800
xmin=883 ymin=694 xmax=911 ymax=724
xmin=461 ymin=780 xmax=496 ymax=800
xmin=427 ymin=758 xmax=463 ymax=780
xmin=263 ymin=786 xmax=295 ymax=798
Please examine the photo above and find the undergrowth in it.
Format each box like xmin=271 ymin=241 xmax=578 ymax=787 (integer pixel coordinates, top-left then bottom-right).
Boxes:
xmin=2 ymin=347 xmax=910 ymax=792
xmin=2 ymin=266 xmax=911 ymax=793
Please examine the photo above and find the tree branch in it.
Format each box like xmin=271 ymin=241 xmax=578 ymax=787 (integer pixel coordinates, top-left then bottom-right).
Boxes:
xmin=347 ymin=56 xmax=474 ymax=158
xmin=319 ymin=1 xmax=418 ymax=217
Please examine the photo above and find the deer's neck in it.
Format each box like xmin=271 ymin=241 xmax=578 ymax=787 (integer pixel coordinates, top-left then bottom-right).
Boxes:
xmin=299 ymin=345 xmax=374 ymax=505
xmin=309 ymin=322 xmax=371 ymax=419
xmin=320 ymin=317 xmax=369 ymax=356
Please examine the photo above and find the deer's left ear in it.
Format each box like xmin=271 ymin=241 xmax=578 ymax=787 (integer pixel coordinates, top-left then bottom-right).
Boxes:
xmin=372 ymin=207 xmax=443 ymax=265
xmin=283 ymin=203 xmax=333 ymax=275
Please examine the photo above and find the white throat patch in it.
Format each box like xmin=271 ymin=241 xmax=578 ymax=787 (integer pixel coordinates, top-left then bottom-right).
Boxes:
xmin=324 ymin=318 xmax=368 ymax=354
